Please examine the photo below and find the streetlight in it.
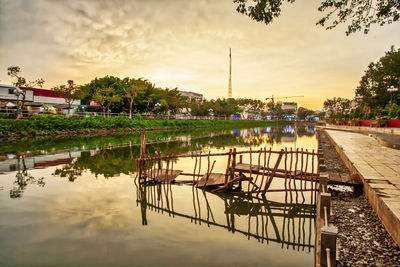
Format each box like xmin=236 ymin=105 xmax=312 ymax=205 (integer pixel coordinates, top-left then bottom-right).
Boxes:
xmin=387 ymin=85 xmax=398 ymax=106
xmin=155 ymin=102 xmax=161 ymax=117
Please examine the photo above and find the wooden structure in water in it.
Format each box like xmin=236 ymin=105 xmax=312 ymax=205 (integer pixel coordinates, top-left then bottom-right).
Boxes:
xmin=135 ymin=133 xmax=349 ymax=266
xmin=135 ymin=133 xmax=320 ymax=195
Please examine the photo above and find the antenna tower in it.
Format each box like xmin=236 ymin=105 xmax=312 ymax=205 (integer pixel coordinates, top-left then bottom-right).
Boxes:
xmin=228 ymin=48 xmax=232 ymax=98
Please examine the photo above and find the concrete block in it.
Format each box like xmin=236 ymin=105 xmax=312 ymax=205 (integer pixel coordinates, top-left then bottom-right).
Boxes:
xmin=319 ymin=164 xmax=327 ymax=172
xmin=320 ymin=192 xmax=331 ymax=222
xmin=321 ymin=225 xmax=338 ymax=267
xmin=319 ymin=173 xmax=328 ymax=192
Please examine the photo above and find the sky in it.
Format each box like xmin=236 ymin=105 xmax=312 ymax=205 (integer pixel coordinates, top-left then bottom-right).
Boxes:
xmin=0 ymin=0 xmax=399 ymax=109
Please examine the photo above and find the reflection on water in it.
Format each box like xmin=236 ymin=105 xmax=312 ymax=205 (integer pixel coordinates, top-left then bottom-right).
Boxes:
xmin=0 ymin=124 xmax=317 ymax=266
xmin=9 ymin=156 xmax=45 ymax=198
xmin=136 ymin=183 xmax=315 ymax=251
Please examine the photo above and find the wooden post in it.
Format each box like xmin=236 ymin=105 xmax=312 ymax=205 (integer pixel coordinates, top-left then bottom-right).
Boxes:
xmin=262 ymin=150 xmax=284 ymax=194
xmin=140 ymin=133 xmax=147 ymax=181
xmin=225 ymin=149 xmax=232 ymax=186
xmin=229 ymin=148 xmax=237 ymax=191
xmin=157 ymin=151 xmax=162 ymax=170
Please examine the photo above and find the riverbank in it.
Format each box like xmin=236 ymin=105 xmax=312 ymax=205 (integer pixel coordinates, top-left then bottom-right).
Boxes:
xmin=318 ymin=130 xmax=400 ymax=266
xmin=0 ymin=116 xmax=284 ymax=139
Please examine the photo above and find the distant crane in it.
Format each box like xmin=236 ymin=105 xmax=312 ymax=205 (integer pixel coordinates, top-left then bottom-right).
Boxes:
xmin=265 ymin=95 xmax=304 ymax=104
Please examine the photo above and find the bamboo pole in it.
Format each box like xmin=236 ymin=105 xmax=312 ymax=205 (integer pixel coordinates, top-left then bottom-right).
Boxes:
xmin=138 ymin=149 xmax=318 ymax=161
xmin=225 ymin=149 xmax=232 ymax=186
xmin=251 ymin=149 xmax=262 ymax=192
xmin=262 ymin=149 xmax=285 ymax=194
xmin=248 ymin=147 xmax=253 ymax=193
xmin=229 ymin=148 xmax=236 ymax=191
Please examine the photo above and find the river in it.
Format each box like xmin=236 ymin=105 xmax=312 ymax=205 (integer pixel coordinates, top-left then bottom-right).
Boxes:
xmin=0 ymin=124 xmax=317 ymax=266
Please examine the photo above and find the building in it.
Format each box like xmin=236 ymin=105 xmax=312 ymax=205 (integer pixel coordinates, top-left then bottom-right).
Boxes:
xmin=0 ymin=84 xmax=80 ymax=114
xmin=281 ymin=102 xmax=297 ymax=113
xmin=179 ymin=91 xmax=203 ymax=102
xmin=0 ymin=84 xmax=34 ymax=102
xmin=27 ymin=87 xmax=80 ymax=107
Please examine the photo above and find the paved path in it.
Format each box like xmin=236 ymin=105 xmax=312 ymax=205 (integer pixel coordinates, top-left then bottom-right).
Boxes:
xmin=325 ymin=129 xmax=400 ymax=246
xmin=325 ymin=125 xmax=400 ymax=149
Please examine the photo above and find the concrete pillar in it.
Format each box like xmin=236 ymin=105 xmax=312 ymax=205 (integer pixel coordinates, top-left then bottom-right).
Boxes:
xmin=319 ymin=173 xmax=328 ymax=192
xmin=320 ymin=192 xmax=331 ymax=222
xmin=319 ymin=164 xmax=327 ymax=172
xmin=321 ymin=225 xmax=338 ymax=267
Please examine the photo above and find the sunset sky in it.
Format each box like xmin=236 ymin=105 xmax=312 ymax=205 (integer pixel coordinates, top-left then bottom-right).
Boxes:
xmin=1 ymin=0 xmax=399 ymax=109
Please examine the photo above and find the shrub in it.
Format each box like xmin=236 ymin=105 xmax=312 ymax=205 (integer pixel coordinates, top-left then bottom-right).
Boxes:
xmin=0 ymin=117 xmax=283 ymax=137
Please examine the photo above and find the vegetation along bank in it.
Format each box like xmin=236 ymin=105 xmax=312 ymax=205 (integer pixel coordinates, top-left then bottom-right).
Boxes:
xmin=0 ymin=115 xmax=284 ymax=138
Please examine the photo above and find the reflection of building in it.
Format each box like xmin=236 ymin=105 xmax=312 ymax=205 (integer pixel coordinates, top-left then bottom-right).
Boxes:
xmin=179 ymin=91 xmax=203 ymax=102
xmin=0 ymin=152 xmax=81 ymax=173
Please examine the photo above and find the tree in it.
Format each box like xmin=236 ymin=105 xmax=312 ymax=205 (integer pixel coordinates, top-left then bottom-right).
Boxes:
xmin=297 ymin=107 xmax=315 ymax=120
xmin=93 ymin=87 xmax=121 ymax=117
xmin=324 ymin=97 xmax=351 ymax=118
xmin=121 ymin=77 xmax=152 ymax=119
xmin=355 ymin=46 xmax=400 ymax=110
xmin=190 ymin=99 xmax=212 ymax=116
xmin=234 ymin=0 xmax=399 ymax=35
xmin=7 ymin=66 xmax=44 ymax=119
xmin=266 ymin=100 xmax=284 ymax=120
xmin=160 ymin=88 xmax=185 ymax=117
xmin=53 ymin=80 xmax=83 ymax=116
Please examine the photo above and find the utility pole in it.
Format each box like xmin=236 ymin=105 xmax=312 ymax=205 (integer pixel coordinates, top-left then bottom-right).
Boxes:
xmin=228 ymin=48 xmax=232 ymax=99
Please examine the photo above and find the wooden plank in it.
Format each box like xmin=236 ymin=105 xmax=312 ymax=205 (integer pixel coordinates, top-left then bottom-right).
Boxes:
xmin=197 ymin=173 xmax=226 ymax=188
xmin=236 ymin=163 xmax=362 ymax=186
xmin=150 ymin=169 xmax=182 ymax=183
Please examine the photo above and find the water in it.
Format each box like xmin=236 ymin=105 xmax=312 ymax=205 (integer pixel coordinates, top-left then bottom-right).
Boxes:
xmin=0 ymin=124 xmax=317 ymax=266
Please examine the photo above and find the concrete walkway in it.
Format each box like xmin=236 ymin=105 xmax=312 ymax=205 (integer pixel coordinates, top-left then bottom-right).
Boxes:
xmin=324 ymin=129 xmax=400 ymax=246
xmin=325 ymin=125 xmax=400 ymax=149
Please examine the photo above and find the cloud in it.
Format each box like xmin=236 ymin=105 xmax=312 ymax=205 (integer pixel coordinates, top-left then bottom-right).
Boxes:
xmin=0 ymin=0 xmax=399 ymax=109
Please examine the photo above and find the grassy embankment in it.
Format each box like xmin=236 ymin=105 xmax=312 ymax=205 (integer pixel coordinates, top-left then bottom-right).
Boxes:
xmin=0 ymin=115 xmax=283 ymax=138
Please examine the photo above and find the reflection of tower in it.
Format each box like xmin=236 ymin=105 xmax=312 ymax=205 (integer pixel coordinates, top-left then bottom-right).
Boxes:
xmin=228 ymin=48 xmax=232 ymax=99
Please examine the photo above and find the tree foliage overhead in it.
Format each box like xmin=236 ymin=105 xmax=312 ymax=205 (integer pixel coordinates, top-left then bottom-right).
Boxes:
xmin=234 ymin=0 xmax=399 ymax=35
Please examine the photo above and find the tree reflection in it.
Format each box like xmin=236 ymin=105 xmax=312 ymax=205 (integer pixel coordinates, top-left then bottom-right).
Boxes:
xmin=10 ymin=155 xmax=45 ymax=199
xmin=48 ymin=125 xmax=316 ymax=179
xmin=53 ymin=158 xmax=85 ymax=182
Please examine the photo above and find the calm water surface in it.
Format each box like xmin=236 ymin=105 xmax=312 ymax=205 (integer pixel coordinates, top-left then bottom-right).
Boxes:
xmin=0 ymin=124 xmax=317 ymax=266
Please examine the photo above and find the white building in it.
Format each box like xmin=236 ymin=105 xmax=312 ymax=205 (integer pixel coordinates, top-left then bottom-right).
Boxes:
xmin=0 ymin=84 xmax=80 ymax=113
xmin=281 ymin=102 xmax=297 ymax=113
xmin=0 ymin=84 xmax=34 ymax=102
xmin=179 ymin=91 xmax=203 ymax=102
